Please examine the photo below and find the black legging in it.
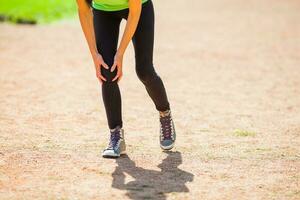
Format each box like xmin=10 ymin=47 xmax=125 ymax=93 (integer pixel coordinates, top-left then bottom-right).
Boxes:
xmin=93 ymin=0 xmax=170 ymax=129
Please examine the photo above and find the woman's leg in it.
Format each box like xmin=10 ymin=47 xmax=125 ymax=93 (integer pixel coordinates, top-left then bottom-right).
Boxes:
xmin=131 ymin=0 xmax=170 ymax=112
xmin=93 ymin=9 xmax=123 ymax=129
xmin=131 ymin=1 xmax=176 ymax=150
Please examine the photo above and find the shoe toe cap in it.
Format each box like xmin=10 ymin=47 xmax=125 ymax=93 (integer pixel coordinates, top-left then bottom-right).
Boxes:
xmin=102 ymin=149 xmax=119 ymax=157
xmin=161 ymin=139 xmax=174 ymax=150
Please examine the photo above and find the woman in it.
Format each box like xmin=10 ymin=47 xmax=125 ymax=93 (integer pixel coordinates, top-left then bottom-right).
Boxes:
xmin=76 ymin=0 xmax=176 ymax=158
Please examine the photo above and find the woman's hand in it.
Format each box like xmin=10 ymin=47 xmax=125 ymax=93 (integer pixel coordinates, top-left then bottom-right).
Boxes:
xmin=92 ymin=53 xmax=109 ymax=83
xmin=111 ymin=53 xmax=123 ymax=83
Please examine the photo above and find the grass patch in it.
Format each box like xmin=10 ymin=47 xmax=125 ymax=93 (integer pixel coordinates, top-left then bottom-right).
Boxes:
xmin=233 ymin=129 xmax=256 ymax=137
xmin=0 ymin=0 xmax=77 ymax=24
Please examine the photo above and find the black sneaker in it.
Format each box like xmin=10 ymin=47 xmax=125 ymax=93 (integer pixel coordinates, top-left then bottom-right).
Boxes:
xmin=102 ymin=125 xmax=126 ymax=158
xmin=159 ymin=110 xmax=176 ymax=150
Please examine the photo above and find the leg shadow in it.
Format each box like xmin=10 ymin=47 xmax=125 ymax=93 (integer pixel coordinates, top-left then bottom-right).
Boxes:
xmin=112 ymin=151 xmax=194 ymax=200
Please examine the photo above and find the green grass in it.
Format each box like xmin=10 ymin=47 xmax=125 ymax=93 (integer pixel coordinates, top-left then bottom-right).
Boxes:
xmin=233 ymin=129 xmax=256 ymax=137
xmin=0 ymin=0 xmax=77 ymax=24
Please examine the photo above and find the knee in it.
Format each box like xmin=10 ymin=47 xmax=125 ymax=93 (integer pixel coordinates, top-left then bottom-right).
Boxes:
xmin=136 ymin=64 xmax=158 ymax=84
xmin=102 ymin=80 xmax=118 ymax=88
xmin=101 ymin=68 xmax=117 ymax=83
xmin=101 ymin=72 xmax=119 ymax=88
xmin=100 ymin=53 xmax=116 ymax=83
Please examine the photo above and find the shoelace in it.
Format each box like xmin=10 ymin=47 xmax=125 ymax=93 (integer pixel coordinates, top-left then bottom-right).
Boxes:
xmin=160 ymin=115 xmax=173 ymax=140
xmin=108 ymin=129 xmax=121 ymax=149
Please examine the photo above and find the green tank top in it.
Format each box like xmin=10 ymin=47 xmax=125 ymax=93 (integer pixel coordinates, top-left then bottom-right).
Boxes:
xmin=92 ymin=0 xmax=149 ymax=11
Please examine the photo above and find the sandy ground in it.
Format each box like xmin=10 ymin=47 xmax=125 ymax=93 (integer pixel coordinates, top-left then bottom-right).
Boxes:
xmin=0 ymin=0 xmax=300 ymax=199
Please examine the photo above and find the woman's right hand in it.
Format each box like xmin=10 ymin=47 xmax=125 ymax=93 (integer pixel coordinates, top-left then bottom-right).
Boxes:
xmin=92 ymin=53 xmax=109 ymax=83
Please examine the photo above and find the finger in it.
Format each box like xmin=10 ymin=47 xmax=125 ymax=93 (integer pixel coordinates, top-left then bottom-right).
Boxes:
xmin=99 ymin=74 xmax=107 ymax=81
xmin=96 ymin=74 xmax=102 ymax=83
xmin=117 ymin=74 xmax=123 ymax=83
xmin=98 ymin=69 xmax=107 ymax=81
xmin=102 ymin=62 xmax=109 ymax=69
xmin=112 ymin=73 xmax=120 ymax=82
xmin=97 ymin=73 xmax=107 ymax=82
xmin=111 ymin=62 xmax=117 ymax=72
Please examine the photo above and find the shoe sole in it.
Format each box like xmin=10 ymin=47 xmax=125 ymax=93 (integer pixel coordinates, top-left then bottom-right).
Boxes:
xmin=102 ymin=150 xmax=126 ymax=158
xmin=160 ymin=142 xmax=175 ymax=151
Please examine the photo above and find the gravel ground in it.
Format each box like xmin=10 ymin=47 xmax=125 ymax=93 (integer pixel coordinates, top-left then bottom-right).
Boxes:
xmin=0 ymin=0 xmax=299 ymax=199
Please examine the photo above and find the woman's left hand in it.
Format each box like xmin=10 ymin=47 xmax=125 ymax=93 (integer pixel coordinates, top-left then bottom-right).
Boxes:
xmin=111 ymin=53 xmax=123 ymax=83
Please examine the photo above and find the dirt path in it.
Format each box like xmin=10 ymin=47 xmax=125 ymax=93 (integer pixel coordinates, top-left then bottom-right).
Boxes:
xmin=0 ymin=0 xmax=299 ymax=199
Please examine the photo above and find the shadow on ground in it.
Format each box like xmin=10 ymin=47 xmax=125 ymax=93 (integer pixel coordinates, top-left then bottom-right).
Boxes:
xmin=112 ymin=151 xmax=194 ymax=199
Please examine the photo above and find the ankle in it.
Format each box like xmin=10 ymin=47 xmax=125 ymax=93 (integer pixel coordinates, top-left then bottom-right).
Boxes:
xmin=159 ymin=109 xmax=171 ymax=117
xmin=110 ymin=125 xmax=122 ymax=133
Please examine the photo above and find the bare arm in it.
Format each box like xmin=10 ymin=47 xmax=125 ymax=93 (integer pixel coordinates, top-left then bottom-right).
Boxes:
xmin=118 ymin=0 xmax=142 ymax=57
xmin=111 ymin=0 xmax=142 ymax=82
xmin=76 ymin=0 xmax=108 ymax=82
